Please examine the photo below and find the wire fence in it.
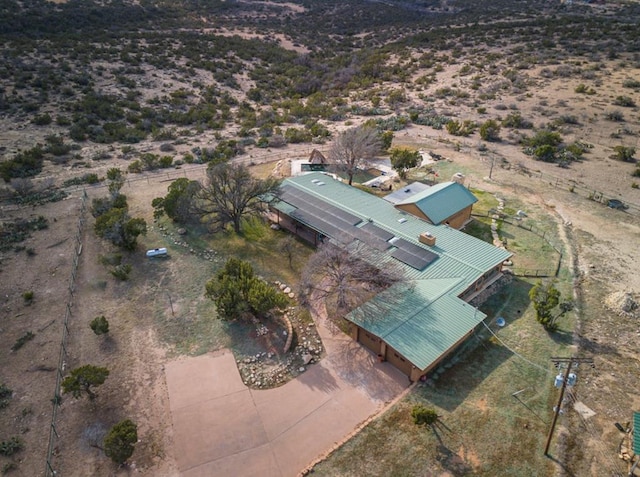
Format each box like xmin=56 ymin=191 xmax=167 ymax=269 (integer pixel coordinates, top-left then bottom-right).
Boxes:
xmin=62 ymin=146 xmax=331 ymax=194
xmin=514 ymin=167 xmax=640 ymax=217
xmin=473 ymin=212 xmax=563 ymax=278
xmin=44 ymin=189 xmax=88 ymax=477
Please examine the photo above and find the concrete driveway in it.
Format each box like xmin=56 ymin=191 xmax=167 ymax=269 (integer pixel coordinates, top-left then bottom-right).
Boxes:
xmin=165 ymin=317 xmax=408 ymax=477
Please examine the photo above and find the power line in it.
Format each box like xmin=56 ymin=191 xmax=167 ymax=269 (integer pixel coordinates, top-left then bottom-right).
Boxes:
xmin=545 ymin=357 xmax=594 ymax=457
xmin=480 ymin=320 xmax=550 ymax=374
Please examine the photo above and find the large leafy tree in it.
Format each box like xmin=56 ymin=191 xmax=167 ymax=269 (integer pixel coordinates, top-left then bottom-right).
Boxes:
xmin=195 ymin=163 xmax=280 ymax=233
xmin=328 ymin=125 xmax=381 ymax=185
xmin=62 ymin=365 xmax=109 ymax=400
xmin=104 ymin=419 xmax=138 ymax=465
xmin=390 ymin=148 xmax=421 ymax=179
xmin=152 ymin=177 xmax=200 ymax=223
xmin=205 ymin=258 xmax=288 ymax=320
xmin=529 ymin=280 xmax=573 ymax=331
xmin=94 ymin=206 xmax=147 ymax=250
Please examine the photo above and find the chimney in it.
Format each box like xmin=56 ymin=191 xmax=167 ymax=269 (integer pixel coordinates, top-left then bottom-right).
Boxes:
xmin=419 ymin=232 xmax=436 ymax=246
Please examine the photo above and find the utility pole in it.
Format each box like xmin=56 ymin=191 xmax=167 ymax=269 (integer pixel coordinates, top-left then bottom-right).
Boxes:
xmin=544 ymin=356 xmax=594 ymax=457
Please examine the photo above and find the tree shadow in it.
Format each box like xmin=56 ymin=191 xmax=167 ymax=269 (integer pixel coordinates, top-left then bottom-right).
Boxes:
xmin=575 ymin=334 xmax=619 ymax=355
xmin=548 ymin=328 xmax=574 ymax=347
xmin=99 ymin=335 xmax=118 ymax=354
xmin=431 ymin=422 xmax=474 ymax=476
xmin=296 ymin=364 xmax=340 ymax=393
xmin=477 ymin=277 xmax=534 ymax=332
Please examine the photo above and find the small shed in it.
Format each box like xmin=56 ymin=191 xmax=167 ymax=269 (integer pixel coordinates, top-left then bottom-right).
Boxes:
xmin=309 ymin=149 xmax=328 ymax=165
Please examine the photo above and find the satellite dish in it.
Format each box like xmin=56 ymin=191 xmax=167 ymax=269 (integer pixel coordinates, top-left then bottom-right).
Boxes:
xmin=496 ymin=317 xmax=506 ymax=327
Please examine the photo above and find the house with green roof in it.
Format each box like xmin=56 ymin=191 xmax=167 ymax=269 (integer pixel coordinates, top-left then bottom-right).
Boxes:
xmin=388 ymin=181 xmax=478 ymax=229
xmin=270 ymin=172 xmax=512 ymax=381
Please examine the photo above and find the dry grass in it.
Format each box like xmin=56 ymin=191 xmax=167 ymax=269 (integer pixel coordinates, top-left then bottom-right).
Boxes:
xmin=313 ymin=274 xmax=576 ymax=476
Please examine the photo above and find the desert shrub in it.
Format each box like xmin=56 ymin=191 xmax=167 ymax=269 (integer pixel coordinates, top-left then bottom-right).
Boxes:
xmin=605 ymin=110 xmax=625 ymax=122
xmin=501 ymin=112 xmax=533 ymax=129
xmin=63 ymin=173 xmax=100 ymax=187
xmin=22 ymin=291 xmax=34 ymax=304
xmin=524 ymin=130 xmax=562 ymax=149
xmin=44 ymin=135 xmax=73 ymax=156
xmin=632 ymin=167 xmax=640 ymax=178
xmin=0 ymin=384 xmax=13 ymax=409
xmin=9 ymin=178 xmax=34 ymax=197
xmin=623 ymin=79 xmax=640 ymax=89
xmin=99 ymin=253 xmax=122 ymax=266
xmin=409 ymin=110 xmax=450 ymax=129
xmin=574 ymin=83 xmax=596 ymax=95
xmin=0 ymin=437 xmax=23 ymax=456
xmin=56 ymin=115 xmax=71 ymax=126
xmin=104 ymin=420 xmax=138 ymax=464
xmin=111 ymin=264 xmax=132 ymax=281
xmin=268 ymin=135 xmax=286 ymax=148
xmin=0 ymin=146 xmax=44 ymax=182
xmin=11 ymin=332 xmax=35 ymax=351
xmin=555 ymin=115 xmax=580 ymax=126
xmin=32 ymin=113 xmax=52 ymax=125
xmin=368 ymin=115 xmax=409 ymax=131
xmin=446 ymin=119 xmax=476 ymax=137
xmin=159 ymin=156 xmax=173 ymax=168
xmin=411 ymin=405 xmax=438 ymax=426
xmin=479 ymin=119 xmax=501 ymax=141
xmin=90 ymin=316 xmax=109 ymax=335
xmin=613 ymin=96 xmax=636 ymax=107
xmin=127 ymin=160 xmax=143 ymax=173
xmin=611 ymin=146 xmax=636 ymax=162
xmin=182 ymin=153 xmax=195 ymax=164
xmin=285 ymin=127 xmax=312 ymax=144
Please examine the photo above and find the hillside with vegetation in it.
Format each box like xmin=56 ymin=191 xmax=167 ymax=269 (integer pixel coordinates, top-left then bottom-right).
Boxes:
xmin=1 ymin=0 xmax=640 ymax=476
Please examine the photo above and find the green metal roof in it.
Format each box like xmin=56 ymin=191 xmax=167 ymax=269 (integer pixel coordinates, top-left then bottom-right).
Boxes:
xmin=347 ymin=280 xmax=486 ymax=370
xmin=276 ymin=173 xmax=511 ymax=296
xmin=634 ymin=411 xmax=640 ymax=454
xmin=275 ymin=173 xmax=511 ymax=371
xmin=395 ymin=181 xmax=478 ymax=225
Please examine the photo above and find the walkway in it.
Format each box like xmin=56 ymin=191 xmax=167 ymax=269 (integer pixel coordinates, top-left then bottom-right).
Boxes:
xmin=165 ymin=312 xmax=408 ymax=477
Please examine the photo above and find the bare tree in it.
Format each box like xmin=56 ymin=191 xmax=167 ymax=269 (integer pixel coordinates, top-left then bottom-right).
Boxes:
xmin=9 ymin=178 xmax=34 ymax=197
xmin=298 ymin=241 xmax=402 ymax=318
xmin=195 ymin=162 xmax=281 ymax=234
xmin=328 ymin=125 xmax=381 ymax=185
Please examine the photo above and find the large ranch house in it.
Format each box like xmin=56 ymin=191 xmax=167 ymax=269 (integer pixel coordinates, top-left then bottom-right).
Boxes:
xmin=270 ymin=172 xmax=512 ymax=382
